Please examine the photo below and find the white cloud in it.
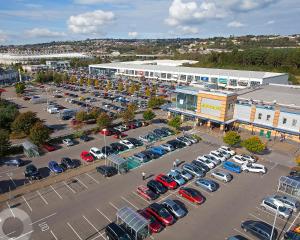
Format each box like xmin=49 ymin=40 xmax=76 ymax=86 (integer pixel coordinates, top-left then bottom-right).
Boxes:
xmin=128 ymin=31 xmax=138 ymax=37
xmin=227 ymin=21 xmax=245 ymax=27
xmin=25 ymin=28 xmax=66 ymax=38
xmin=267 ymin=20 xmax=275 ymax=24
xmin=0 ymin=30 xmax=8 ymax=43
xmin=74 ymin=0 xmax=116 ymax=3
xmin=178 ymin=25 xmax=199 ymax=34
xmin=68 ymin=10 xmax=115 ymax=34
xmin=166 ymin=0 xmax=278 ymax=30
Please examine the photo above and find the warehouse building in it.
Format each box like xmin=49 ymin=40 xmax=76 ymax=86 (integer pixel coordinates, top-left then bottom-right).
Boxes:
xmin=0 ymin=68 xmax=19 ymax=85
xmin=89 ymin=62 xmax=288 ymax=89
xmin=167 ymin=84 xmax=300 ymax=142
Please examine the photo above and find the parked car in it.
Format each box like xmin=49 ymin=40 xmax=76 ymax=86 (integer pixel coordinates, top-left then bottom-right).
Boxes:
xmin=201 ymin=154 xmax=221 ymax=165
xmin=61 ymin=157 xmax=76 ymax=169
xmin=241 ymin=162 xmax=267 ymax=174
xmin=96 ymin=166 xmax=118 ymax=177
xmin=137 ymin=210 xmax=163 ymax=234
xmin=284 ymin=231 xmax=300 ymax=240
xmin=24 ymin=164 xmax=41 ymax=180
xmin=184 ymin=134 xmax=199 ymax=143
xmin=62 ymin=138 xmax=75 ymax=147
xmin=149 ymin=146 xmax=167 ymax=156
xmin=170 ymin=168 xmax=193 ymax=181
xmin=195 ymin=178 xmax=219 ymax=192
xmin=155 ymin=174 xmax=178 ymax=190
xmin=4 ymin=158 xmax=25 ymax=167
xmin=261 ymin=196 xmax=292 ymax=219
xmin=232 ymin=155 xmax=250 ymax=165
xmin=90 ymin=147 xmax=105 ymax=159
xmin=166 ymin=140 xmax=185 ymax=149
xmin=142 ymin=150 xmax=160 ymax=159
xmin=110 ymin=142 xmax=129 ymax=153
xmin=241 ymin=154 xmax=257 ymax=162
xmin=227 ymin=236 xmax=248 ymax=240
xmin=146 ymin=203 xmax=175 ymax=226
xmin=216 ymin=149 xmax=231 ymax=159
xmin=147 ymin=180 xmax=168 ymax=194
xmin=241 ymin=220 xmax=278 ymax=240
xmin=136 ymin=185 xmax=159 ymax=201
xmin=167 ymin=171 xmax=186 ymax=186
xmin=176 ymin=137 xmax=192 ymax=146
xmin=195 ymin=157 xmax=215 ymax=169
xmin=219 ymin=146 xmax=236 ymax=156
xmin=178 ymin=187 xmax=204 ymax=205
xmin=191 ymin=160 xmax=210 ymax=173
xmin=80 ymin=134 xmax=91 ymax=142
xmin=153 ymin=128 xmax=168 ymax=138
xmin=211 ymin=170 xmax=233 ymax=182
xmin=43 ymin=143 xmax=56 ymax=152
xmin=160 ymin=143 xmax=175 ymax=152
xmin=48 ymin=161 xmax=64 ymax=173
xmin=223 ymin=161 xmax=242 ymax=173
xmin=209 ymin=151 xmax=226 ymax=162
xmin=162 ymin=199 xmax=187 ymax=218
xmin=272 ymin=195 xmax=300 ymax=212
xmin=182 ymin=163 xmax=205 ymax=178
xmin=133 ymin=152 xmax=150 ymax=163
xmin=105 ymin=222 xmax=132 ymax=240
xmin=119 ymin=139 xmax=135 ymax=149
xmin=101 ymin=146 xmax=113 ymax=157
xmin=80 ymin=151 xmax=94 ymax=162
xmin=126 ymin=138 xmax=143 ymax=147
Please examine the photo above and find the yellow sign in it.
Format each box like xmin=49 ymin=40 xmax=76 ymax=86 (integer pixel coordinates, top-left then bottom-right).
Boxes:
xmin=201 ymin=103 xmax=222 ymax=111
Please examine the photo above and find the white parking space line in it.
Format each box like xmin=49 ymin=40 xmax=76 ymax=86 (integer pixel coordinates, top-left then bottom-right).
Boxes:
xmin=90 ymin=231 xmax=106 ymax=240
xmin=109 ymin=202 xmax=119 ymax=210
xmin=37 ymin=190 xmax=48 ymax=205
xmin=157 ymin=192 xmax=174 ymax=203
xmin=255 ymin=207 xmax=293 ymax=224
xmin=30 ymin=212 xmax=57 ymax=225
xmin=121 ymin=196 xmax=139 ymax=210
xmin=50 ymin=230 xmax=58 ymax=240
xmin=1 ymin=230 xmax=16 ymax=238
xmin=96 ymin=208 xmax=112 ymax=222
xmin=132 ymin=191 xmax=151 ymax=204
xmin=13 ymin=230 xmax=34 ymax=240
xmin=50 ymin=185 xmax=63 ymax=199
xmin=7 ymin=175 xmax=17 ymax=188
xmin=6 ymin=201 xmax=15 ymax=218
xmin=82 ymin=215 xmax=106 ymax=240
xmin=286 ymin=210 xmax=300 ymax=232
xmin=63 ymin=181 xmax=76 ymax=193
xmin=67 ymin=222 xmax=83 ymax=240
xmin=22 ymin=196 xmax=32 ymax=212
xmin=74 ymin=177 xmax=89 ymax=189
xmin=233 ymin=228 xmax=255 ymax=240
xmin=249 ymin=213 xmax=275 ymax=228
xmin=85 ymin=173 xmax=100 ymax=184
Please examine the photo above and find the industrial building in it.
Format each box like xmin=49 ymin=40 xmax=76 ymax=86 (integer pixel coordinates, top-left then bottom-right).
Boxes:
xmin=167 ymin=84 xmax=300 ymax=142
xmin=89 ymin=61 xmax=288 ymax=89
xmin=0 ymin=68 xmax=19 ymax=85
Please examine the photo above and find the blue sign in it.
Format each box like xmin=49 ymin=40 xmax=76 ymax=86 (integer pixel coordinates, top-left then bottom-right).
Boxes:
xmin=218 ymin=78 xmax=228 ymax=84
xmin=201 ymin=76 xmax=209 ymax=82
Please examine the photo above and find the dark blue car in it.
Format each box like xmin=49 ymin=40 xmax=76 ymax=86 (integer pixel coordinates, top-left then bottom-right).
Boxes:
xmin=149 ymin=146 xmax=166 ymax=156
xmin=223 ymin=161 xmax=241 ymax=173
xmin=48 ymin=161 xmax=64 ymax=173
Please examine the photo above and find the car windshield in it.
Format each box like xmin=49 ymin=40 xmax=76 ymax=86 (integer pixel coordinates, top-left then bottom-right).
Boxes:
xmin=158 ymin=208 xmax=170 ymax=218
xmin=279 ymin=206 xmax=287 ymax=212
xmin=172 ymin=204 xmax=179 ymax=211
xmin=163 ymin=176 xmax=172 ymax=183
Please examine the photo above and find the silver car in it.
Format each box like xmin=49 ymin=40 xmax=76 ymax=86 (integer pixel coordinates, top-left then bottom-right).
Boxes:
xmin=182 ymin=163 xmax=205 ymax=178
xmin=211 ymin=170 xmax=232 ymax=182
xmin=171 ymin=168 xmax=193 ymax=181
xmin=203 ymin=155 xmax=221 ymax=165
xmin=272 ymin=195 xmax=300 ymax=212
xmin=168 ymin=171 xmax=186 ymax=186
xmin=217 ymin=149 xmax=231 ymax=159
xmin=160 ymin=143 xmax=175 ymax=152
xmin=195 ymin=178 xmax=219 ymax=192
xmin=162 ymin=199 xmax=187 ymax=218
xmin=261 ymin=197 xmax=292 ymax=219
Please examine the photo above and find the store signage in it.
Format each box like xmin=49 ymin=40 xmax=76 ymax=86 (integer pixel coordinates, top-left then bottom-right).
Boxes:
xmin=201 ymin=103 xmax=222 ymax=111
xmin=218 ymin=78 xmax=228 ymax=84
xmin=201 ymin=76 xmax=209 ymax=82
xmin=200 ymin=98 xmax=222 ymax=117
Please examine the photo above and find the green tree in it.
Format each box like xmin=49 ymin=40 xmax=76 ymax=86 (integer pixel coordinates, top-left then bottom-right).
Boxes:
xmin=120 ymin=105 xmax=136 ymax=123
xmin=223 ymin=131 xmax=241 ymax=146
xmin=15 ymin=82 xmax=26 ymax=94
xmin=168 ymin=116 xmax=181 ymax=130
xmin=145 ymin=87 xmax=151 ymax=97
xmin=70 ymin=75 xmax=77 ymax=84
xmin=94 ymin=79 xmax=99 ymax=88
xmin=97 ymin=112 xmax=111 ymax=129
xmin=0 ymin=129 xmax=11 ymax=156
xmin=143 ymin=109 xmax=156 ymax=122
xmin=53 ymin=72 xmax=62 ymax=84
xmin=88 ymin=108 xmax=100 ymax=120
xmin=148 ymin=97 xmax=166 ymax=109
xmin=11 ymin=111 xmax=39 ymax=135
xmin=118 ymin=82 xmax=124 ymax=92
xmin=29 ymin=122 xmax=51 ymax=146
xmin=106 ymin=81 xmax=112 ymax=91
xmin=242 ymin=136 xmax=265 ymax=153
xmin=79 ymin=78 xmax=85 ymax=86
xmin=75 ymin=111 xmax=89 ymax=122
xmin=0 ymin=101 xmax=19 ymax=131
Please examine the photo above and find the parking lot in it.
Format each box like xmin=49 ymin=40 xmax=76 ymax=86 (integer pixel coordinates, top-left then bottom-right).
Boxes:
xmin=1 ymin=134 xmax=292 ymax=240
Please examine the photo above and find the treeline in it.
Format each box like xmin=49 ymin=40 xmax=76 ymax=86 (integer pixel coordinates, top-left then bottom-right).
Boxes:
xmin=175 ymin=48 xmax=300 ymax=84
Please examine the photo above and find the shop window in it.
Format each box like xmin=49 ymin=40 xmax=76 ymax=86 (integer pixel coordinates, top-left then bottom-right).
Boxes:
xmin=266 ymin=115 xmax=271 ymax=121
xmin=211 ymin=77 xmax=218 ymax=84
xmin=229 ymin=79 xmax=237 ymax=86
xmin=292 ymin=119 xmax=297 ymax=127
xmin=258 ymin=113 xmax=262 ymax=120
xmin=282 ymin=118 xmax=287 ymax=124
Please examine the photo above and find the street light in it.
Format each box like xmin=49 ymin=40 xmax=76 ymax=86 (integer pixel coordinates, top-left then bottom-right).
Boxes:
xmin=270 ymin=200 xmax=284 ymax=240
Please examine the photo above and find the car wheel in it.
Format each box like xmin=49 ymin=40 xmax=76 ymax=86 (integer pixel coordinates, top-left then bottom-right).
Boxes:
xmin=243 ymin=228 xmax=247 ymax=232
xmin=245 ymin=170 xmax=249 ymax=173
xmin=261 ymin=206 xmax=266 ymax=210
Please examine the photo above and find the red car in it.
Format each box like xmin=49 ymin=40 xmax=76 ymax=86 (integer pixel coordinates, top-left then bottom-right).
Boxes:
xmin=80 ymin=151 xmax=94 ymax=162
xmin=127 ymin=123 xmax=137 ymax=129
xmin=178 ymin=187 xmax=204 ymax=205
xmin=23 ymin=96 xmax=30 ymax=101
xmin=155 ymin=174 xmax=177 ymax=190
xmin=138 ymin=210 xmax=163 ymax=233
xmin=145 ymin=203 xmax=175 ymax=226
xmin=43 ymin=143 xmax=56 ymax=152
xmin=99 ymin=129 xmax=112 ymax=136
xmin=136 ymin=185 xmax=159 ymax=201
xmin=113 ymin=132 xmax=128 ymax=139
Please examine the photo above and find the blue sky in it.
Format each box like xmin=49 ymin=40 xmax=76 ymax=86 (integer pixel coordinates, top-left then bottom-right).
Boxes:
xmin=0 ymin=0 xmax=299 ymax=45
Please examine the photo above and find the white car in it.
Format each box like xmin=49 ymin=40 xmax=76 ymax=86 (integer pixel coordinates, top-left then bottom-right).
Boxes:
xmin=119 ymin=139 xmax=134 ymax=149
xmin=62 ymin=138 xmax=74 ymax=146
xmin=232 ymin=155 xmax=250 ymax=165
xmin=209 ymin=151 xmax=226 ymax=162
xmin=196 ymin=156 xmax=216 ymax=169
xmin=241 ymin=163 xmax=267 ymax=174
xmin=160 ymin=143 xmax=175 ymax=152
xmin=241 ymin=154 xmax=257 ymax=163
xmin=219 ymin=146 xmax=236 ymax=156
xmin=47 ymin=107 xmax=59 ymax=114
xmin=89 ymin=147 xmax=104 ymax=159
xmin=202 ymin=155 xmax=221 ymax=165
xmin=216 ymin=149 xmax=231 ymax=159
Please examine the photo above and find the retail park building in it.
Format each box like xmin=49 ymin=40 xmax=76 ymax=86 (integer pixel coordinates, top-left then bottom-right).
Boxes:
xmin=89 ymin=60 xmax=299 ymax=141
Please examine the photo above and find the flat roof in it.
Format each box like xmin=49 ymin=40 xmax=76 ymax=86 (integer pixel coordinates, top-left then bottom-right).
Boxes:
xmin=175 ymin=85 xmax=236 ymax=97
xmin=89 ymin=62 xmax=286 ymax=79
xmin=237 ymin=84 xmax=300 ymax=107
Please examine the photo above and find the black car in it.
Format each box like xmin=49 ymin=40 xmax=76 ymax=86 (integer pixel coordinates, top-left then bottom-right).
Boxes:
xmin=96 ymin=166 xmax=118 ymax=177
xmin=110 ymin=143 xmax=129 ymax=153
xmin=167 ymin=140 xmax=185 ymax=149
xmin=101 ymin=146 xmax=113 ymax=156
xmin=153 ymin=129 xmax=168 ymax=138
xmin=4 ymin=158 xmax=25 ymax=167
xmin=284 ymin=231 xmax=300 ymax=240
xmin=105 ymin=223 xmax=132 ymax=240
xmin=227 ymin=235 xmax=248 ymax=240
xmin=24 ymin=164 xmax=41 ymax=180
xmin=241 ymin=220 xmax=277 ymax=240
xmin=80 ymin=134 xmax=90 ymax=142
xmin=191 ymin=160 xmax=210 ymax=173
xmin=161 ymin=127 xmax=174 ymax=136
xmin=61 ymin=157 xmax=76 ymax=169
xmin=126 ymin=138 xmax=143 ymax=147
xmin=142 ymin=150 xmax=160 ymax=159
xmin=147 ymin=179 xmax=168 ymax=194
